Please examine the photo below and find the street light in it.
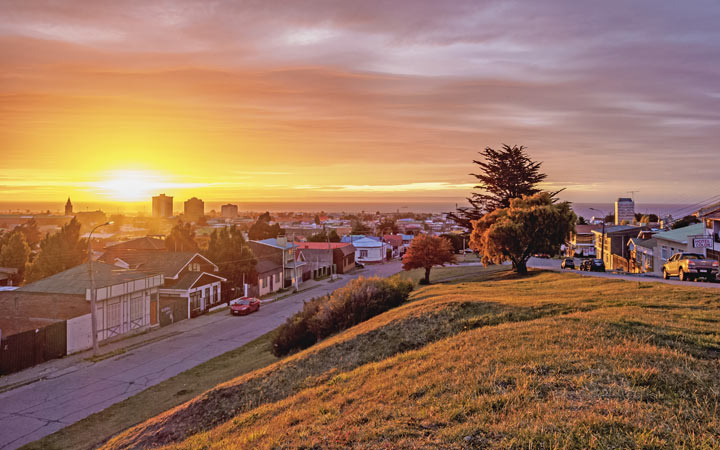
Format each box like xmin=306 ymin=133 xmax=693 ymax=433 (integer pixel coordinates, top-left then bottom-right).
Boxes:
xmin=88 ymin=221 xmax=113 ymax=356
xmin=589 ymin=208 xmax=607 ymax=262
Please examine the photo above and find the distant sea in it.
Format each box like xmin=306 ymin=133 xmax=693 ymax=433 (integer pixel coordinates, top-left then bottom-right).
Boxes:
xmin=0 ymin=200 xmax=697 ymax=218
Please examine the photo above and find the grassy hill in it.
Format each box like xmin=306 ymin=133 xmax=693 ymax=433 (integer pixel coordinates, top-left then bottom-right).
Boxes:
xmin=99 ymin=268 xmax=720 ymax=449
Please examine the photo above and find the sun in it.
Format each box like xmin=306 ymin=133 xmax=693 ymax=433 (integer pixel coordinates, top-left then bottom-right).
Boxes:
xmin=95 ymin=170 xmax=165 ymax=202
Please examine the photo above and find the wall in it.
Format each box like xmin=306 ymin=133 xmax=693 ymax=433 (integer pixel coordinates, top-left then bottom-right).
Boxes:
xmin=66 ymin=313 xmax=92 ymax=354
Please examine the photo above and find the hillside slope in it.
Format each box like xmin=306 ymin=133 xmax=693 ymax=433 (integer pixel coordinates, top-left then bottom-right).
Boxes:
xmin=103 ymin=269 xmax=720 ymax=449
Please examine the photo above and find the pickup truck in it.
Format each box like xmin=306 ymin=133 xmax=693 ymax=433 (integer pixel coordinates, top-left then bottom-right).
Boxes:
xmin=662 ymin=252 xmax=718 ymax=282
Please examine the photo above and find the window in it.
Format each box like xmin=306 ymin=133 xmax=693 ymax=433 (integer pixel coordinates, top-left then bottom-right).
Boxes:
xmin=189 ymin=263 xmax=201 ymax=272
xmin=359 ymin=250 xmax=368 ymax=258
xmin=661 ymin=247 xmax=668 ymax=260
xmin=190 ymin=291 xmax=202 ymax=314
xmin=130 ymin=293 xmax=144 ymax=328
xmin=213 ymin=286 xmax=218 ymax=303
xmin=261 ymin=277 xmax=267 ymax=288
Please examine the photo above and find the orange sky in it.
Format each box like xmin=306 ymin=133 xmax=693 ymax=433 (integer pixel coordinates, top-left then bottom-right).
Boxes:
xmin=2 ymin=1 xmax=719 ymax=206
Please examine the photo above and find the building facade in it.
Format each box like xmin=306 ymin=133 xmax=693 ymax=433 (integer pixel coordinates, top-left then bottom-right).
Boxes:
xmin=614 ymin=198 xmax=635 ymax=225
xmin=221 ymin=203 xmax=239 ymax=219
xmin=65 ymin=198 xmax=73 ymax=216
xmin=152 ymin=194 xmax=173 ymax=218
xmin=184 ymin=197 xmax=205 ymax=222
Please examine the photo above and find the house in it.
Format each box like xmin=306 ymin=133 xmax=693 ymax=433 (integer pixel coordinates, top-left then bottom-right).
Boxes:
xmin=383 ymin=235 xmax=404 ymax=258
xmin=695 ymin=201 xmax=720 ymax=261
xmin=294 ymin=242 xmax=356 ymax=274
xmin=651 ymin=223 xmax=708 ymax=277
xmin=592 ymin=225 xmax=646 ymax=271
xmin=296 ymin=247 xmax=334 ymax=280
xmin=109 ymin=252 xmax=225 ymax=323
xmin=14 ymin=262 xmax=163 ymax=346
xmin=100 ymin=236 xmax=166 ymax=263
xmin=567 ymin=224 xmax=601 ymax=257
xmin=0 ymin=267 xmax=18 ymax=287
xmin=248 ymin=236 xmax=306 ymax=290
xmin=347 ymin=236 xmax=388 ymax=263
xmin=627 ymin=237 xmax=656 ymax=274
xmin=251 ymin=259 xmax=283 ymax=297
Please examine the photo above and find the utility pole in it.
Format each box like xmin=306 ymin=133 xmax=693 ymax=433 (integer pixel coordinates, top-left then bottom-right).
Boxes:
xmin=589 ymin=208 xmax=607 ymax=262
xmin=88 ymin=221 xmax=113 ymax=357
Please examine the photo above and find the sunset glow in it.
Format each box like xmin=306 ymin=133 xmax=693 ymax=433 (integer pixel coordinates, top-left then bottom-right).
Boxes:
xmin=2 ymin=1 xmax=720 ymax=208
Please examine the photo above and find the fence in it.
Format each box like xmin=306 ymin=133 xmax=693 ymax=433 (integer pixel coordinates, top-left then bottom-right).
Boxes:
xmin=0 ymin=321 xmax=67 ymax=375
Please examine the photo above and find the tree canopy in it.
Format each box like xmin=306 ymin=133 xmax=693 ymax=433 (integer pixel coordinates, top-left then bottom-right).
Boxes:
xmin=165 ymin=221 xmax=199 ymax=252
xmin=450 ymin=144 xmax=549 ymax=229
xmin=376 ymin=218 xmax=399 ymax=235
xmin=25 ymin=217 xmax=86 ymax=283
xmin=351 ymin=220 xmax=372 ymax=235
xmin=470 ymin=192 xmax=575 ymax=275
xmin=248 ymin=212 xmax=283 ymax=240
xmin=307 ymin=229 xmax=341 ymax=243
xmin=203 ymin=225 xmax=256 ymax=299
xmin=402 ymin=234 xmax=456 ymax=284
xmin=0 ymin=231 xmax=31 ymax=285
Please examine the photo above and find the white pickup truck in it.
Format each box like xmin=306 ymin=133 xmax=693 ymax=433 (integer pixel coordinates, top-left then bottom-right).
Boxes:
xmin=662 ymin=252 xmax=718 ymax=282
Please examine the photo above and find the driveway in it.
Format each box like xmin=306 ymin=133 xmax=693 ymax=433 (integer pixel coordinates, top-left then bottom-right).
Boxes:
xmin=527 ymin=257 xmax=720 ymax=288
xmin=0 ymin=261 xmax=403 ymax=450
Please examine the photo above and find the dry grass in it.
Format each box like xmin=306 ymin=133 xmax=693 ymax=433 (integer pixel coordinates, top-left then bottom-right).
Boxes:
xmin=102 ymin=269 xmax=720 ymax=450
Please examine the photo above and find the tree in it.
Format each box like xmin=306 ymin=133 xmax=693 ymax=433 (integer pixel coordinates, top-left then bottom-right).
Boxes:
xmin=450 ymin=144 xmax=551 ymax=229
xmin=671 ymin=215 xmax=700 ymax=230
xmin=470 ymin=192 xmax=575 ymax=275
xmin=204 ymin=225 xmax=256 ymax=299
xmin=440 ymin=233 xmax=468 ymax=254
xmin=351 ymin=220 xmax=372 ymax=235
xmin=577 ymin=216 xmax=587 ymax=225
xmin=376 ymin=218 xmax=399 ymax=235
xmin=307 ymin=229 xmax=341 ymax=243
xmin=26 ymin=218 xmax=86 ymax=283
xmin=248 ymin=212 xmax=283 ymax=240
xmin=402 ymin=235 xmax=457 ymax=284
xmin=0 ymin=231 xmax=30 ymax=285
xmin=314 ymin=214 xmax=321 ymax=225
xmin=165 ymin=221 xmax=199 ymax=252
xmin=14 ymin=219 xmax=41 ymax=249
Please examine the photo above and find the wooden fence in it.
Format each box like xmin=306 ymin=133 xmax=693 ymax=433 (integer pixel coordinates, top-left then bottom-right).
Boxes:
xmin=0 ymin=321 xmax=67 ymax=375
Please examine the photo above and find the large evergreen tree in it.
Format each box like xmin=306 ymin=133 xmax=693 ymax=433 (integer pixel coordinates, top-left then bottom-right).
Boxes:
xmin=25 ymin=217 xmax=86 ymax=283
xmin=248 ymin=212 xmax=283 ymax=240
xmin=165 ymin=221 xmax=199 ymax=252
xmin=450 ymin=144 xmax=550 ymax=229
xmin=0 ymin=231 xmax=31 ymax=285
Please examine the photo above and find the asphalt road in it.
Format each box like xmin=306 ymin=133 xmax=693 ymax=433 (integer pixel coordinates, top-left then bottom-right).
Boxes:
xmin=0 ymin=261 xmax=403 ymax=450
xmin=527 ymin=257 xmax=720 ymax=288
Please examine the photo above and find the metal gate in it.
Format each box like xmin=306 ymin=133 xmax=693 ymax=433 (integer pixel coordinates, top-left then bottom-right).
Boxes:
xmin=0 ymin=321 xmax=67 ymax=375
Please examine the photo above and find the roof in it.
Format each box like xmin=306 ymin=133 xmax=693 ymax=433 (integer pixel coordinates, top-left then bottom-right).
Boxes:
xmin=341 ymin=235 xmax=381 ymax=243
xmin=574 ymin=224 xmax=602 ymax=234
xmin=114 ymin=252 xmax=217 ymax=278
xmin=629 ymin=238 xmax=657 ymax=250
xmin=104 ymin=236 xmax=166 ymax=251
xmin=17 ymin=262 xmax=154 ymax=296
xmin=255 ymin=259 xmax=283 ymax=274
xmin=296 ymin=248 xmax=334 ymax=264
xmin=696 ymin=201 xmax=720 ymax=218
xmin=348 ymin=237 xmax=384 ymax=248
xmin=383 ymin=235 xmax=403 ymax=246
xmin=293 ymin=242 xmax=356 ymax=256
xmin=653 ymin=223 xmax=706 ymax=244
xmin=591 ymin=225 xmax=641 ymax=235
xmin=252 ymin=238 xmax=295 ymax=250
xmin=167 ymin=272 xmax=225 ymax=291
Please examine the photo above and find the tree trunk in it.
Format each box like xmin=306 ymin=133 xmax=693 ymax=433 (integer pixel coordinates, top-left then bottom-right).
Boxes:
xmin=424 ymin=267 xmax=431 ymax=284
xmin=515 ymin=259 xmax=528 ymax=275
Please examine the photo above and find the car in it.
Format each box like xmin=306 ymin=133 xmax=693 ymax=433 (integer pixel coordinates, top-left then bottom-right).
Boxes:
xmin=561 ymin=258 xmax=575 ymax=269
xmin=579 ymin=259 xmax=592 ymax=271
xmin=662 ymin=252 xmax=718 ymax=282
xmin=230 ymin=297 xmax=261 ymax=316
xmin=589 ymin=259 xmax=605 ymax=272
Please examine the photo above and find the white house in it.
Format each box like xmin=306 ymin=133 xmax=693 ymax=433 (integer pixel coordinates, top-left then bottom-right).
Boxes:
xmin=349 ymin=237 xmax=388 ymax=263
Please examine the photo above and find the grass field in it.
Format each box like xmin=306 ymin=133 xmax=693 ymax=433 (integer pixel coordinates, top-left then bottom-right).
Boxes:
xmin=96 ymin=267 xmax=720 ymax=450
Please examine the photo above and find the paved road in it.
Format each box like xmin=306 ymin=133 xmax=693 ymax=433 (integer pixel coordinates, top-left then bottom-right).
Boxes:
xmin=527 ymin=257 xmax=720 ymax=288
xmin=0 ymin=262 xmax=402 ymax=450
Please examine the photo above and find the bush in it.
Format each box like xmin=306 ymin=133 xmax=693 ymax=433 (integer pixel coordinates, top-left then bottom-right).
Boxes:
xmin=272 ymin=276 xmax=413 ymax=356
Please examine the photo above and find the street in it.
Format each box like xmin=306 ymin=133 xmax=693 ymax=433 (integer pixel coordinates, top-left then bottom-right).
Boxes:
xmin=0 ymin=261 xmax=402 ymax=450
xmin=527 ymin=257 xmax=720 ymax=288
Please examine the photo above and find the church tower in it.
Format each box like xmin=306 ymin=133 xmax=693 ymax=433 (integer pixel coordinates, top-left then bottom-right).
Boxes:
xmin=65 ymin=198 xmax=73 ymax=216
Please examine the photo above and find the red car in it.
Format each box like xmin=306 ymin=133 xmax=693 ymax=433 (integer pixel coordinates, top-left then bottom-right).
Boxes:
xmin=230 ymin=297 xmax=261 ymax=316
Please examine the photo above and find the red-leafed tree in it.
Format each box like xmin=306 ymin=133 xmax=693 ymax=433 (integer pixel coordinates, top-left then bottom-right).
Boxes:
xmin=402 ymin=235 xmax=457 ymax=284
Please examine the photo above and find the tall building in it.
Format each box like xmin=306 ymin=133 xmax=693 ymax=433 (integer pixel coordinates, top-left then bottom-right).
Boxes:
xmin=184 ymin=197 xmax=205 ymax=222
xmin=221 ymin=203 xmax=238 ymax=219
xmin=614 ymin=197 xmax=635 ymax=225
xmin=64 ymin=198 xmax=73 ymax=216
xmin=152 ymin=194 xmax=173 ymax=218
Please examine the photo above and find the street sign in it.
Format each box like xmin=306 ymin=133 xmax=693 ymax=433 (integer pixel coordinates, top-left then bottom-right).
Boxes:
xmin=692 ymin=236 xmax=713 ymax=248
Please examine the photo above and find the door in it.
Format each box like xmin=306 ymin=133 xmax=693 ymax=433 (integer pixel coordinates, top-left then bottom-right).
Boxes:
xmin=150 ymin=298 xmax=158 ymax=325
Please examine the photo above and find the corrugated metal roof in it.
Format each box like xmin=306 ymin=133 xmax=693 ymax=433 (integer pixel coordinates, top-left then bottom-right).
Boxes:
xmin=654 ymin=223 xmax=706 ymax=244
xmin=17 ymin=262 xmax=153 ymax=295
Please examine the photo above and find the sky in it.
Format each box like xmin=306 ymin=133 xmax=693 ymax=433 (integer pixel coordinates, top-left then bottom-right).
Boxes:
xmin=2 ymin=0 xmax=720 ymax=208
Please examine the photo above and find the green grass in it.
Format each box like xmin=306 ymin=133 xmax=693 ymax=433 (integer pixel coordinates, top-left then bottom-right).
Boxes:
xmin=99 ymin=269 xmax=720 ymax=450
xmin=21 ymin=331 xmax=278 ymax=450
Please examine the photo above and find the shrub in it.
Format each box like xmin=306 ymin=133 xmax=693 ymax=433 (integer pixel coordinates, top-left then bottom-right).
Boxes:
xmin=272 ymin=276 xmax=413 ymax=356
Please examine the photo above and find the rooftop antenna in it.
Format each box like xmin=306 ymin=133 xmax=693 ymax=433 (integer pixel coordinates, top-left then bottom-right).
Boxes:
xmin=627 ymin=191 xmax=639 ymax=202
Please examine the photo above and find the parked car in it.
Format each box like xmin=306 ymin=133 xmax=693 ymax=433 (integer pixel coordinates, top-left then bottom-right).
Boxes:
xmin=561 ymin=258 xmax=575 ymax=269
xmin=579 ymin=259 xmax=591 ymax=271
xmin=581 ymin=259 xmax=605 ymax=272
xmin=662 ymin=252 xmax=718 ymax=282
xmin=230 ymin=297 xmax=261 ymax=316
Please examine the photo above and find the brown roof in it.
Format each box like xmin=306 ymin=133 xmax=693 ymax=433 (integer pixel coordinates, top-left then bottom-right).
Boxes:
xmin=294 ymin=242 xmax=356 ymax=256
xmin=0 ymin=291 xmax=90 ymax=336
xmin=104 ymin=236 xmax=166 ymax=251
xmin=574 ymin=224 xmax=602 ymax=234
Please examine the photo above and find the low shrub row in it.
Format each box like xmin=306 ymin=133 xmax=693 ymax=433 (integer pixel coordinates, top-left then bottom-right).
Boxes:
xmin=271 ymin=276 xmax=414 ymax=356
